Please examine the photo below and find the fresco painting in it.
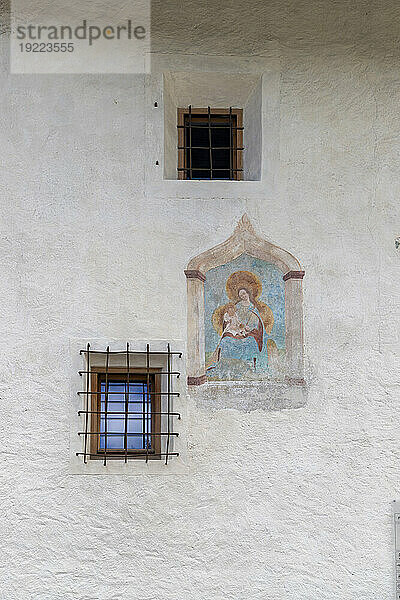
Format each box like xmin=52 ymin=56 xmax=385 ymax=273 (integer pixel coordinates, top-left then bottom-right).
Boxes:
xmin=205 ymin=254 xmax=285 ymax=381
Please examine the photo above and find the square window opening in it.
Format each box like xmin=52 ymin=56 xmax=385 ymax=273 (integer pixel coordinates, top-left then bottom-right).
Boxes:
xmin=177 ymin=108 xmax=243 ymax=180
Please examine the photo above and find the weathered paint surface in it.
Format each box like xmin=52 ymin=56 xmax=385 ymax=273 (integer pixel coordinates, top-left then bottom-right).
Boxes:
xmin=204 ymin=255 xmax=285 ymax=381
xmin=1 ymin=1 xmax=400 ymax=599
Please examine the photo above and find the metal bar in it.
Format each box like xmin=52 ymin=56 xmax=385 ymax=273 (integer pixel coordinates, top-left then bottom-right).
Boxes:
xmin=79 ymin=432 xmax=179 ymax=436
xmin=208 ymin=106 xmax=213 ymax=179
xmin=124 ymin=342 xmax=129 ymax=463
xmin=78 ymin=391 xmax=180 ymax=397
xmin=178 ymin=146 xmax=244 ymax=150
xmin=177 ymin=124 xmax=244 ymax=130
xmin=165 ymin=343 xmax=171 ymax=465
xmin=188 ymin=105 xmax=193 ymax=180
xmin=103 ymin=346 xmax=110 ymax=466
xmin=79 ymin=370 xmax=181 ymax=377
xmin=177 ymin=167 xmax=243 ymax=171
xmin=83 ymin=342 xmax=90 ymax=464
xmin=229 ymin=106 xmax=233 ymax=180
xmin=145 ymin=344 xmax=150 ymax=463
xmin=79 ymin=399 xmax=173 ymax=405
xmin=79 ymin=411 xmax=181 ymax=417
xmin=81 ymin=400 xmax=161 ymax=405
xmin=80 ymin=350 xmax=182 ymax=357
xmin=76 ymin=452 xmax=179 ymax=459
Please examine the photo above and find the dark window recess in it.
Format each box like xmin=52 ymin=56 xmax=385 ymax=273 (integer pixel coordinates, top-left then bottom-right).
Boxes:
xmin=178 ymin=107 xmax=243 ymax=180
xmin=77 ymin=344 xmax=182 ymax=465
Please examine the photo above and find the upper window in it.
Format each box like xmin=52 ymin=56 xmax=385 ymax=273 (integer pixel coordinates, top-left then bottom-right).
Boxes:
xmin=177 ymin=107 xmax=243 ymax=180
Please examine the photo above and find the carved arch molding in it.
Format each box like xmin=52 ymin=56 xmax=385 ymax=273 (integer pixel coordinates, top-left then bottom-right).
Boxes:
xmin=184 ymin=215 xmax=305 ymax=386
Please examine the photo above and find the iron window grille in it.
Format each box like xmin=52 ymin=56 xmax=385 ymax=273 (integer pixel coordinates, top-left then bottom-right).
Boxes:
xmin=177 ymin=106 xmax=244 ymax=180
xmin=77 ymin=343 xmax=182 ymax=465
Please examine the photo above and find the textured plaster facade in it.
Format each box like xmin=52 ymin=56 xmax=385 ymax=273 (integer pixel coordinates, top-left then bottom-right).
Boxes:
xmin=1 ymin=1 xmax=400 ymax=599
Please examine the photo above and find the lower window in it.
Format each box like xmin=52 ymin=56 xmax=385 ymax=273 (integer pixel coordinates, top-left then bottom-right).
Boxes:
xmin=90 ymin=369 xmax=161 ymax=458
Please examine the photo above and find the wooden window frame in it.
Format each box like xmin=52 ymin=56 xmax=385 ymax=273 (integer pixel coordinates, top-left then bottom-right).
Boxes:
xmin=89 ymin=367 xmax=161 ymax=460
xmin=177 ymin=108 xmax=243 ymax=181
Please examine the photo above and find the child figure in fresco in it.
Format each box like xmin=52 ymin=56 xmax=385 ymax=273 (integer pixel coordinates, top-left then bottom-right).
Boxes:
xmin=222 ymin=303 xmax=247 ymax=337
xmin=206 ymin=287 xmax=269 ymax=372
xmin=206 ymin=297 xmax=259 ymax=370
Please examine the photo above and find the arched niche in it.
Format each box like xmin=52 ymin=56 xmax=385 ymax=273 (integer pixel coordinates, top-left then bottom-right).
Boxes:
xmin=184 ymin=215 xmax=305 ymax=386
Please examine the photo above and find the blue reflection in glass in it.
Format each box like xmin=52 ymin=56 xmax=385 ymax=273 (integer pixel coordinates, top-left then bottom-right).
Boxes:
xmin=99 ymin=381 xmax=151 ymax=450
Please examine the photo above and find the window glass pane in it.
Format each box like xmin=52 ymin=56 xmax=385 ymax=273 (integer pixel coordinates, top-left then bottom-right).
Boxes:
xmin=99 ymin=380 xmax=152 ymax=450
xmin=184 ymin=114 xmax=236 ymax=180
xmin=211 ymin=124 xmax=231 ymax=148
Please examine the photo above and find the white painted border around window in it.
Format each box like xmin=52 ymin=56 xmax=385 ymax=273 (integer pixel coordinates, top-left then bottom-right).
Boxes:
xmin=144 ymin=51 xmax=281 ymax=200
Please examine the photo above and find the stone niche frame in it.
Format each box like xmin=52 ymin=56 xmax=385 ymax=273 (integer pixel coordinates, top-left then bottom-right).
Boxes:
xmin=184 ymin=215 xmax=306 ymax=408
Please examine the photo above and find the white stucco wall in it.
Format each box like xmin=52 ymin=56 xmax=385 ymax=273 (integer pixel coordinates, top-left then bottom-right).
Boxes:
xmin=1 ymin=1 xmax=400 ymax=598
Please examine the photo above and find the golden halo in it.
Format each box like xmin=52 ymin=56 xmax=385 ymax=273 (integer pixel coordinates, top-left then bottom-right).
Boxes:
xmin=225 ymin=270 xmax=262 ymax=302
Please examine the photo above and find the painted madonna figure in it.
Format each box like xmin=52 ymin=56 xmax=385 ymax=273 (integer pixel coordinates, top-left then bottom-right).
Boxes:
xmin=206 ymin=269 xmax=283 ymax=380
